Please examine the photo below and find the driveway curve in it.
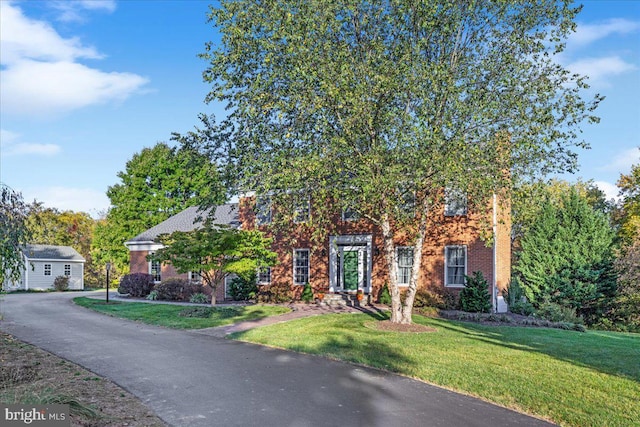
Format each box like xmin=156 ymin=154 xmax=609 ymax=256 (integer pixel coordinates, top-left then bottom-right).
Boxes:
xmin=0 ymin=292 xmax=554 ymax=427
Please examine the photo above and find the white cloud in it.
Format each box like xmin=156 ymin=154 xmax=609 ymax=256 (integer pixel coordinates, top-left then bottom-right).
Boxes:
xmin=22 ymin=186 xmax=110 ymax=218
xmin=569 ymin=19 xmax=640 ymax=46
xmin=0 ymin=129 xmax=61 ymax=157
xmin=599 ymin=147 xmax=640 ymax=173
xmin=50 ymin=0 xmax=117 ymax=23
xmin=0 ymin=1 xmax=148 ymax=117
xmin=593 ymin=181 xmax=620 ymax=202
xmin=565 ymin=56 xmax=636 ymax=87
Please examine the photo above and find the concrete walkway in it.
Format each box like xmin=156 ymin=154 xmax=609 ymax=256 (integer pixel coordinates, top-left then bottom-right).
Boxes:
xmin=0 ymin=292 xmax=555 ymax=427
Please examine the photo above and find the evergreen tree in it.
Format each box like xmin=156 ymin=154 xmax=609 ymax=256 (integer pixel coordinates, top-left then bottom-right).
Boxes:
xmin=514 ymin=188 xmax=616 ymax=317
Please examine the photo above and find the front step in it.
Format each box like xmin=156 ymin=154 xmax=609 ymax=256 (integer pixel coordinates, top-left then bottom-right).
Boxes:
xmin=321 ymin=293 xmax=365 ymax=307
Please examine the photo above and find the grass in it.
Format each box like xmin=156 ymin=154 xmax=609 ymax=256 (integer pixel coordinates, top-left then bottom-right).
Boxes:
xmin=73 ymin=297 xmax=290 ymax=329
xmin=231 ymin=312 xmax=640 ymax=427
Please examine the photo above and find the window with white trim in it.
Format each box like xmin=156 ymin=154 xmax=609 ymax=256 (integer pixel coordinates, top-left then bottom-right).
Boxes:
xmin=444 ymin=188 xmax=467 ymax=216
xmin=64 ymin=264 xmax=71 ymax=276
xmin=150 ymin=259 xmax=161 ymax=283
xmin=294 ymin=196 xmax=310 ymax=223
xmin=189 ymin=271 xmax=201 ymax=283
xmin=445 ymin=246 xmax=467 ymax=287
xmin=341 ymin=207 xmax=359 ymax=221
xmin=293 ymin=249 xmax=310 ymax=285
xmin=257 ymin=267 xmax=271 ymax=285
xmin=396 ymin=247 xmax=414 ymax=286
xmin=256 ymin=196 xmax=272 ymax=225
xmin=397 ymin=184 xmax=416 ymax=214
xmin=44 ymin=264 xmax=52 ymax=276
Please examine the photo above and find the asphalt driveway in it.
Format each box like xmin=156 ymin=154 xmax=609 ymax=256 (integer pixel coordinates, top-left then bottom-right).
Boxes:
xmin=0 ymin=292 xmax=554 ymax=427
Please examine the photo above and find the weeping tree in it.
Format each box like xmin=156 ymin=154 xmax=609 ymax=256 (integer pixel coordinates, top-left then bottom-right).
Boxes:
xmin=1 ymin=184 xmax=32 ymax=287
xmin=200 ymin=0 xmax=601 ymax=323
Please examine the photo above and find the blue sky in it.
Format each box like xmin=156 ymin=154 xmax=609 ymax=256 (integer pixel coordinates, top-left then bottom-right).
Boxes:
xmin=1 ymin=0 xmax=639 ymax=218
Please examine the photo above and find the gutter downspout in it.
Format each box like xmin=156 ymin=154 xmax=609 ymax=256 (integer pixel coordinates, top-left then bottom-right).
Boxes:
xmin=492 ymin=193 xmax=498 ymax=314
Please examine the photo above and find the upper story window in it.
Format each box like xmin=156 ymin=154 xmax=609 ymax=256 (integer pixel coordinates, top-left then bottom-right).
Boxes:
xmin=341 ymin=206 xmax=359 ymax=222
xmin=396 ymin=247 xmax=414 ymax=286
xmin=444 ymin=188 xmax=468 ymax=216
xmin=397 ymin=184 xmax=416 ymax=215
xmin=293 ymin=196 xmax=310 ymax=223
xmin=255 ymin=196 xmax=272 ymax=225
xmin=257 ymin=267 xmax=271 ymax=285
xmin=189 ymin=271 xmax=201 ymax=283
xmin=44 ymin=264 xmax=52 ymax=276
xmin=293 ymin=249 xmax=310 ymax=285
xmin=445 ymin=245 xmax=467 ymax=287
xmin=64 ymin=264 xmax=71 ymax=276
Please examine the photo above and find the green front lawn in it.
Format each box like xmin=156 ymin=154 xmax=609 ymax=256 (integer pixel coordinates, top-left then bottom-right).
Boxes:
xmin=232 ymin=313 xmax=640 ymax=427
xmin=73 ymin=297 xmax=290 ymax=329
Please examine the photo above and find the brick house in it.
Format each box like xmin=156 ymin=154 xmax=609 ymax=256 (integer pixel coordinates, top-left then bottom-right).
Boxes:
xmin=125 ymin=193 xmax=510 ymax=311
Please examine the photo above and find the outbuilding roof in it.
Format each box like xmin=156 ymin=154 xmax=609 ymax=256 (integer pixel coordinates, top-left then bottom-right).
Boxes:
xmin=22 ymin=244 xmax=85 ymax=262
xmin=125 ymin=203 xmax=240 ymax=244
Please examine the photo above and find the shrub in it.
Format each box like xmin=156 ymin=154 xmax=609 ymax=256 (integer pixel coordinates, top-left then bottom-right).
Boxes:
xmin=536 ymin=301 xmax=583 ymax=324
xmin=154 ymin=277 xmax=194 ymax=301
xmin=146 ymin=290 xmax=158 ymax=301
xmin=227 ymin=275 xmax=258 ymax=301
xmin=300 ymin=283 xmax=313 ymax=303
xmin=504 ymin=277 xmax=535 ymax=315
xmin=378 ymin=283 xmax=391 ymax=305
xmin=414 ymin=287 xmax=457 ymax=309
xmin=459 ymin=271 xmax=491 ymax=313
xmin=118 ymin=273 xmax=154 ymax=297
xmin=53 ymin=276 xmax=69 ymax=292
xmin=256 ymin=282 xmax=292 ymax=303
xmin=189 ymin=293 xmax=210 ymax=304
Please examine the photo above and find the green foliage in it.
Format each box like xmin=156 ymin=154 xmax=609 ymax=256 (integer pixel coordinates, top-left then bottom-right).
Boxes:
xmin=1 ymin=184 xmax=31 ymax=286
xmin=146 ymin=290 xmax=158 ymax=301
xmin=378 ymin=283 xmax=391 ymax=305
xmin=189 ymin=292 xmax=210 ymax=304
xmin=300 ymin=283 xmax=314 ymax=303
xmin=514 ymin=188 xmax=616 ymax=319
xmin=459 ymin=271 xmax=491 ymax=313
xmin=25 ymin=203 xmax=99 ymax=286
xmin=92 ymin=142 xmax=225 ymax=274
xmin=151 ymin=224 xmax=277 ymax=304
xmin=117 ymin=273 xmax=154 ymax=297
xmin=616 ymin=163 xmax=640 ymax=244
xmin=53 ymin=276 xmax=69 ymax=292
xmin=414 ymin=287 xmax=456 ymax=310
xmin=257 ymin=282 xmax=292 ymax=304
xmin=227 ymin=275 xmax=258 ymax=301
xmin=201 ymin=0 xmax=599 ymax=323
xmin=504 ymin=278 xmax=535 ymax=316
xmin=536 ymin=302 xmax=583 ymax=325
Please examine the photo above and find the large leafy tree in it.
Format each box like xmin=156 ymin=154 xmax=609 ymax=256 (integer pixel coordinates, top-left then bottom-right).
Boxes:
xmin=0 ymin=184 xmax=31 ymax=286
xmin=616 ymin=162 xmax=640 ymax=244
xmin=151 ymin=225 xmax=277 ymax=305
xmin=92 ymin=142 xmax=225 ymax=273
xmin=513 ymin=188 xmax=616 ymax=320
xmin=201 ymin=0 xmax=600 ymax=323
xmin=25 ymin=203 xmax=99 ymax=285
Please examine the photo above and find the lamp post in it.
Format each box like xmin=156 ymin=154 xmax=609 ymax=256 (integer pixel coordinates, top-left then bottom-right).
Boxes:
xmin=106 ymin=262 xmax=111 ymax=303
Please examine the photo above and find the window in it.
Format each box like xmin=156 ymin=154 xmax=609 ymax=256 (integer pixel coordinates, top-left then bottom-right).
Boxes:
xmin=341 ymin=207 xmax=359 ymax=222
xmin=257 ymin=267 xmax=271 ymax=285
xmin=150 ymin=259 xmax=161 ymax=283
xmin=293 ymin=196 xmax=310 ymax=223
xmin=444 ymin=188 xmax=467 ymax=216
xmin=44 ymin=264 xmax=52 ymax=276
xmin=293 ymin=249 xmax=310 ymax=285
xmin=445 ymin=246 xmax=467 ymax=287
xmin=64 ymin=264 xmax=71 ymax=276
xmin=396 ymin=247 xmax=414 ymax=286
xmin=189 ymin=271 xmax=201 ymax=283
xmin=397 ymin=184 xmax=416 ymax=214
xmin=256 ymin=196 xmax=272 ymax=225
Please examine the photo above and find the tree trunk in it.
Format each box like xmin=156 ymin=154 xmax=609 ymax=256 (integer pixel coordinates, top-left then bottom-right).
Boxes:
xmin=400 ymin=200 xmax=430 ymax=324
xmin=381 ymin=215 xmax=405 ymax=323
xmin=210 ymin=286 xmax=217 ymax=306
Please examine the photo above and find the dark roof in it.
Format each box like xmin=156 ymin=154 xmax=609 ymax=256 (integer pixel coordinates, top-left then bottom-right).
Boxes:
xmin=126 ymin=203 xmax=240 ymax=243
xmin=22 ymin=244 xmax=85 ymax=262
